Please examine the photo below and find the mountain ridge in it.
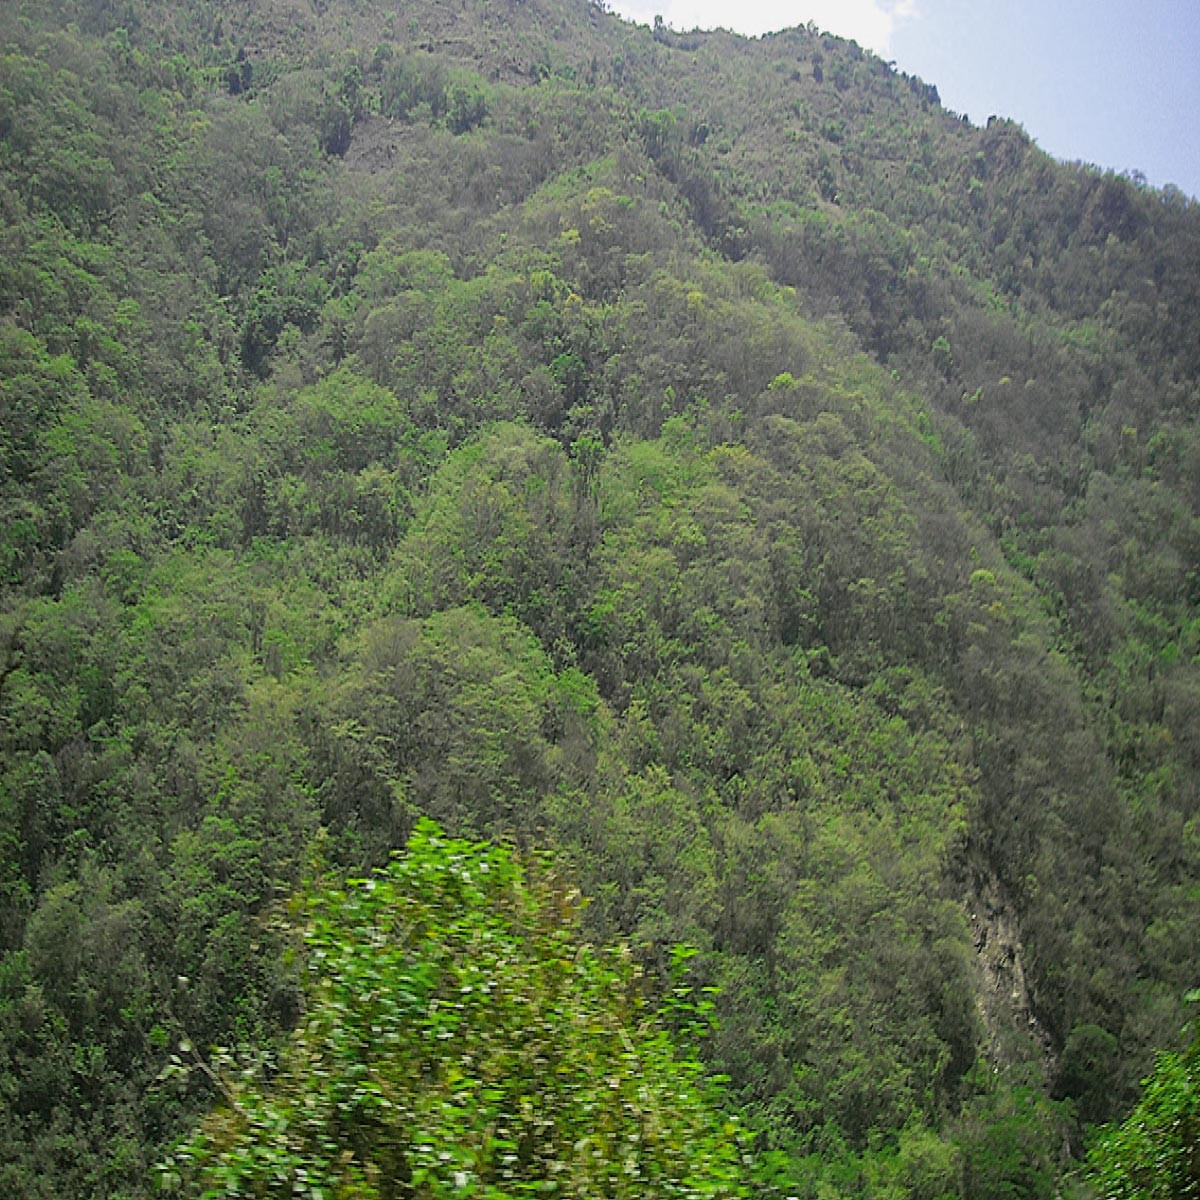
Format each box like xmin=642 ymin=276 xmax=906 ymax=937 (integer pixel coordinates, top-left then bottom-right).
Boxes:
xmin=1 ymin=2 xmax=1197 ymax=1196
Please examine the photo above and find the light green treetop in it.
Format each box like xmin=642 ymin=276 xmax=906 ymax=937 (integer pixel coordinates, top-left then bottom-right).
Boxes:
xmin=166 ymin=819 xmax=746 ymax=1200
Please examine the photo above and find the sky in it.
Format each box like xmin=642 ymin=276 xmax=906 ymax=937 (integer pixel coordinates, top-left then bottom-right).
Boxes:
xmin=607 ymin=0 xmax=1200 ymax=201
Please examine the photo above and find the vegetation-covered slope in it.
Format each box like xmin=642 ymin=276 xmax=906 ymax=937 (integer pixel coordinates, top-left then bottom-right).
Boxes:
xmin=1 ymin=1 xmax=1197 ymax=1196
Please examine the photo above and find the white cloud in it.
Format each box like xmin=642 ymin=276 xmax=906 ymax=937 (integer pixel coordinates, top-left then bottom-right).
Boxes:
xmin=606 ymin=0 xmax=918 ymax=56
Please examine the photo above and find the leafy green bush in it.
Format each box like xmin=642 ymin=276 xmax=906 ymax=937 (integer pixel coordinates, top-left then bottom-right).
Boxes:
xmin=167 ymin=820 xmax=747 ymax=1199
xmin=1088 ymin=994 xmax=1200 ymax=1199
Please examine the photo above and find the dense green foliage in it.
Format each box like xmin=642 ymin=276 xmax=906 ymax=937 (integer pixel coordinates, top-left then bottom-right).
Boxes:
xmin=1088 ymin=995 xmax=1200 ymax=1198
xmin=168 ymin=819 xmax=747 ymax=1199
xmin=0 ymin=1 xmax=1197 ymax=1197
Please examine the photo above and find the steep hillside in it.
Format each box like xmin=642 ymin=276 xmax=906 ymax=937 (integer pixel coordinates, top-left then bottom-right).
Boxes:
xmin=1 ymin=1 xmax=1197 ymax=1196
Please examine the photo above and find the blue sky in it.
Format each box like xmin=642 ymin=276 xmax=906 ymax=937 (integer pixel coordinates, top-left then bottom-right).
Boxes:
xmin=608 ymin=1 xmax=1200 ymax=200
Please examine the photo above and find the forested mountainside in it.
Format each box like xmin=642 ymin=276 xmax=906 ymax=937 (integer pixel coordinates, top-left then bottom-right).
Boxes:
xmin=1 ymin=0 xmax=1198 ymax=1195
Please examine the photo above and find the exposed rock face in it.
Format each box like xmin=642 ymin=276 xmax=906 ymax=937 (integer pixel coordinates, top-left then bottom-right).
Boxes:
xmin=969 ymin=872 xmax=1056 ymax=1070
